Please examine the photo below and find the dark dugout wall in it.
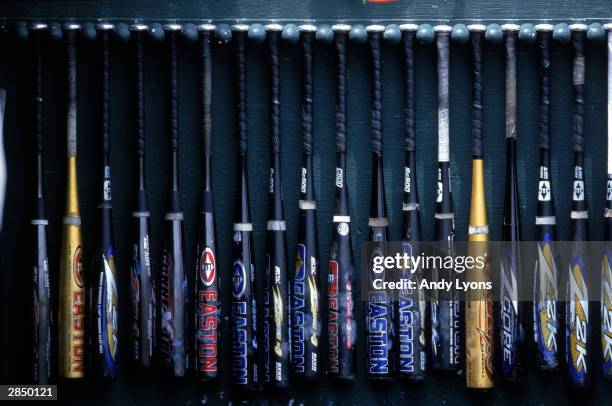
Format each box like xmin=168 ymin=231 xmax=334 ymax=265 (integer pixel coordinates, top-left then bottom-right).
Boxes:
xmin=0 ymin=0 xmax=610 ymax=404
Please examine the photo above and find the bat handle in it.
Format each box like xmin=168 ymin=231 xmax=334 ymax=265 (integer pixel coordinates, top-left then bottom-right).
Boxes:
xmin=470 ymin=26 xmax=484 ymax=158
xmin=167 ymin=28 xmax=179 ymax=154
xmin=401 ymin=25 xmax=417 ymax=152
xmin=134 ymin=29 xmax=145 ymax=160
xmin=100 ymin=28 xmax=111 ymax=166
xmin=267 ymin=26 xmax=281 ymax=155
xmin=301 ymin=29 xmax=314 ymax=155
xmin=233 ymin=28 xmax=248 ymax=156
xmin=571 ymin=25 xmax=586 ymax=153
xmin=64 ymin=24 xmax=79 ymax=158
xmin=536 ymin=25 xmax=553 ymax=151
xmin=334 ymin=28 xmax=348 ymax=154
xmin=200 ymin=26 xmax=213 ymax=160
xmin=368 ymin=28 xmax=383 ymax=157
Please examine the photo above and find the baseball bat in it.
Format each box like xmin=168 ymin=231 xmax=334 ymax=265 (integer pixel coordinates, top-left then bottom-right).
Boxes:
xmin=431 ymin=24 xmax=461 ymax=372
xmin=532 ymin=23 xmax=560 ymax=372
xmin=499 ymin=23 xmax=526 ymax=383
xmin=365 ymin=25 xmax=394 ymax=380
xmin=465 ymin=24 xmax=494 ymax=390
xmin=291 ymin=24 xmax=321 ymax=381
xmin=129 ymin=24 xmax=156 ymax=368
xmin=602 ymin=23 xmax=612 ymax=382
xmin=263 ymin=23 xmax=290 ymax=390
xmin=30 ymin=23 xmax=51 ymax=384
xmin=397 ymin=23 xmax=427 ymax=382
xmin=90 ymin=23 xmax=119 ymax=379
xmin=58 ymin=23 xmax=86 ymax=379
xmin=327 ymin=24 xmax=357 ymax=382
xmin=194 ymin=24 xmax=220 ymax=381
xmin=230 ymin=24 xmax=259 ymax=391
xmin=160 ymin=24 xmax=188 ymax=378
xmin=565 ymin=23 xmax=591 ymax=389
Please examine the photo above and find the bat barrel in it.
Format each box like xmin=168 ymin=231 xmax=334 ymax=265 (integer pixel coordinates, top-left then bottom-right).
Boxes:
xmin=603 ymin=22 xmax=612 ymax=382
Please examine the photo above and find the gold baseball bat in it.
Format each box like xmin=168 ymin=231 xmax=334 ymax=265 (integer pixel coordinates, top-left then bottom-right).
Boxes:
xmin=58 ymin=23 xmax=85 ymax=379
xmin=465 ymin=24 xmax=494 ymax=390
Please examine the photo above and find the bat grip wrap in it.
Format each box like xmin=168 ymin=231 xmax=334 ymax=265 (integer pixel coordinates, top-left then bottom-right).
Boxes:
xmin=101 ymin=30 xmax=110 ymax=164
xmin=538 ymin=31 xmax=551 ymax=150
xmin=66 ymin=29 xmax=78 ymax=157
xmin=403 ymin=30 xmax=416 ymax=152
xmin=302 ymin=31 xmax=314 ymax=155
xmin=471 ymin=31 xmax=483 ymax=158
xmin=201 ymin=30 xmax=213 ymax=158
xmin=335 ymin=32 xmax=347 ymax=154
xmin=235 ymin=32 xmax=247 ymax=155
xmin=135 ymin=32 xmax=145 ymax=159
xmin=168 ymin=31 xmax=179 ymax=154
xmin=505 ymin=32 xmax=517 ymax=139
xmin=370 ymin=31 xmax=383 ymax=157
xmin=269 ymin=31 xmax=281 ymax=155
xmin=34 ymin=31 xmax=44 ymax=156
xmin=573 ymin=31 xmax=585 ymax=153
xmin=436 ymin=32 xmax=450 ymax=162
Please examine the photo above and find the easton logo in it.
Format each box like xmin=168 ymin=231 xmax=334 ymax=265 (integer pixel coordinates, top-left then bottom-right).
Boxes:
xmin=232 ymin=261 xmax=247 ymax=299
xmin=200 ymin=247 xmax=216 ymax=287
xmin=73 ymin=246 xmax=84 ymax=287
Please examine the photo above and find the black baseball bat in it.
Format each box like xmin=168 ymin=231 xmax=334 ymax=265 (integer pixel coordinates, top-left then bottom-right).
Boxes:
xmin=90 ymin=23 xmax=119 ymax=379
xmin=565 ymin=23 xmax=591 ymax=389
xmin=291 ymin=24 xmax=321 ymax=381
xmin=431 ymin=25 xmax=461 ymax=372
xmin=365 ymin=24 xmax=394 ymax=380
xmin=160 ymin=24 xmax=187 ymax=378
xmin=602 ymin=22 xmax=612 ymax=382
xmin=30 ymin=23 xmax=51 ymax=384
xmin=194 ymin=23 xmax=220 ymax=381
xmin=230 ymin=24 xmax=259 ymax=391
xmin=499 ymin=23 xmax=525 ymax=383
xmin=263 ymin=23 xmax=290 ymax=390
xmin=532 ymin=24 xmax=560 ymax=372
xmin=129 ymin=24 xmax=156 ymax=368
xmin=396 ymin=23 xmax=427 ymax=382
xmin=327 ymin=24 xmax=357 ymax=382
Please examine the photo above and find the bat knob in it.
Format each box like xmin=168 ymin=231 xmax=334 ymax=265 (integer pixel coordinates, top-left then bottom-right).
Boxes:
xmin=587 ymin=22 xmax=605 ymax=43
xmin=316 ymin=24 xmax=334 ymax=44
xmin=519 ymin=23 xmax=536 ymax=44
xmin=248 ymin=23 xmax=266 ymax=43
xmin=282 ymin=23 xmax=300 ymax=43
xmin=82 ymin=22 xmax=97 ymax=41
xmin=416 ymin=24 xmax=434 ymax=45
xmin=349 ymin=24 xmax=367 ymax=44
xmin=553 ymin=23 xmax=571 ymax=43
xmin=383 ymin=24 xmax=401 ymax=45
xmin=114 ymin=23 xmax=130 ymax=42
xmin=14 ymin=21 xmax=29 ymax=41
xmin=485 ymin=23 xmax=503 ymax=45
xmin=148 ymin=23 xmax=165 ymax=43
xmin=215 ymin=23 xmax=232 ymax=44
xmin=451 ymin=23 xmax=469 ymax=45
xmin=48 ymin=22 xmax=63 ymax=42
xmin=182 ymin=23 xmax=198 ymax=43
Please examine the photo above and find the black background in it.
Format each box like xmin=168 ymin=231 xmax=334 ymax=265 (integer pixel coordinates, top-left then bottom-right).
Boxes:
xmin=0 ymin=0 xmax=611 ymax=404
